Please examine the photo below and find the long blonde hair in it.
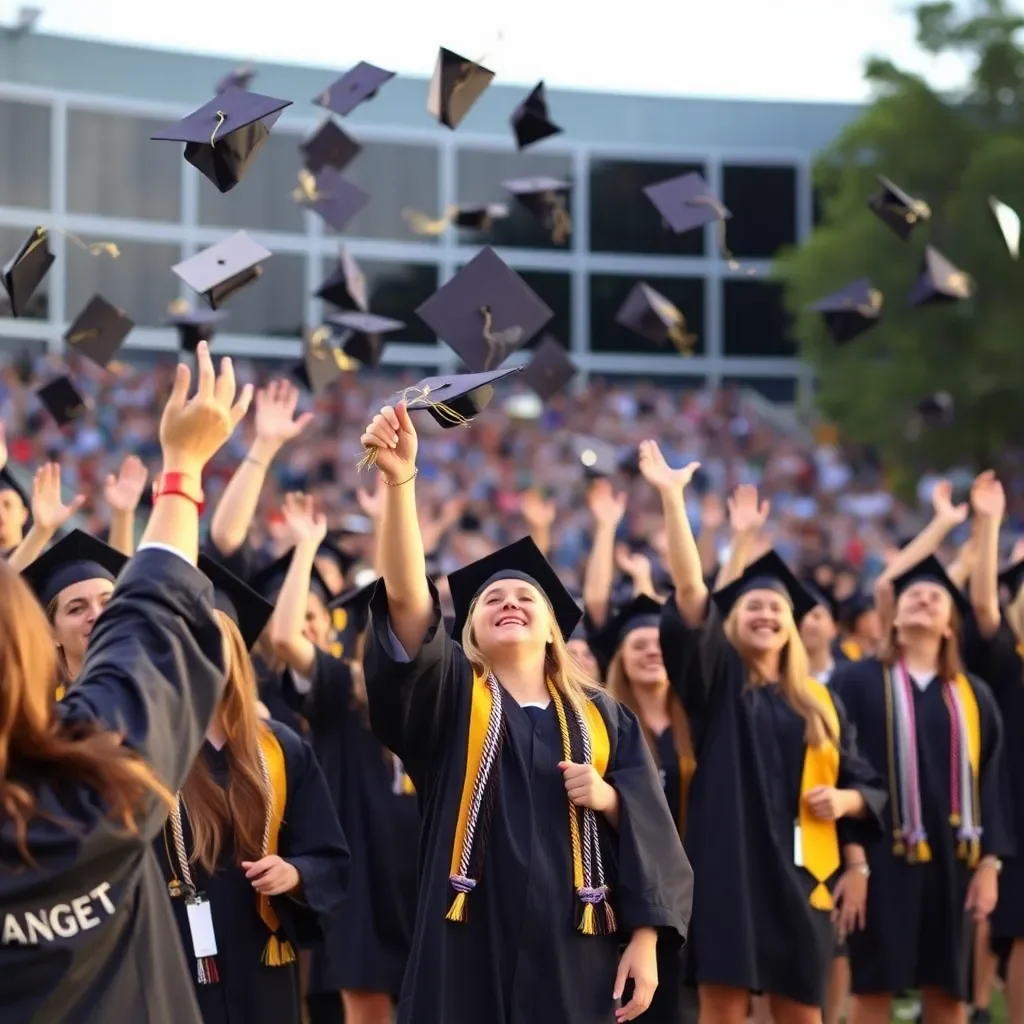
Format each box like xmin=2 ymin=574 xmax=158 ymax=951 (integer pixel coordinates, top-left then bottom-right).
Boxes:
xmin=723 ymin=602 xmax=837 ymax=748
xmin=179 ymin=611 xmax=269 ymax=873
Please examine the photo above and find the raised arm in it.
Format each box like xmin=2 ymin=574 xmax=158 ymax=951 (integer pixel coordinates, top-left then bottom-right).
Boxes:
xmin=6 ymin=463 xmax=85 ymax=571
xmin=581 ymin=479 xmax=627 ymax=628
xmin=946 ymin=527 xmax=978 ymax=592
xmin=969 ymin=471 xmax=1004 ymax=639
xmin=695 ymin=493 xmax=725 ymax=581
xmin=104 ymin=455 xmax=150 ymax=557
xmin=520 ymin=488 xmax=556 ymax=559
xmin=715 ymin=484 xmax=770 ymax=590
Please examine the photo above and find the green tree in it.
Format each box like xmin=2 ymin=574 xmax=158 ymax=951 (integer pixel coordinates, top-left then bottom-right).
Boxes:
xmin=777 ymin=0 xmax=1024 ymax=476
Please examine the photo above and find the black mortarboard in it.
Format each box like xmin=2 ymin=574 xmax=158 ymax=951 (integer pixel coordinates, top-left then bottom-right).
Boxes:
xmin=615 ymin=282 xmax=696 ymax=353
xmin=22 ymin=529 xmax=128 ymax=608
xmin=299 ymin=167 xmax=370 ymax=234
xmin=327 ymin=580 xmax=375 ymax=636
xmin=802 ymin=581 xmax=837 ymax=619
xmin=314 ymin=61 xmax=396 ymax=117
xmin=908 ymin=246 xmax=974 ymax=305
xmin=215 ymin=65 xmax=256 ymax=94
xmin=165 ymin=299 xmax=231 ymax=352
xmin=415 ymin=247 xmax=554 ymax=372
xmin=809 ymin=279 xmax=884 ymax=343
xmin=868 ymin=175 xmax=930 ymax=240
xmin=250 ymin=549 xmax=331 ymax=605
xmin=329 ymin=311 xmax=404 ymax=368
xmin=316 ymin=539 xmax=358 ymax=577
xmin=3 ymin=227 xmax=54 ymax=318
xmin=151 ymin=88 xmax=292 ymax=194
xmin=915 ymin=391 xmax=955 ymax=427
xmin=63 ymin=294 xmax=133 ymax=368
xmin=510 ymin=81 xmax=562 ymax=150
xmin=712 ymin=550 xmax=818 ymax=623
xmin=573 ymin=436 xmax=619 ymax=479
xmin=447 ymin=535 xmax=581 ymax=642
xmin=521 ymin=335 xmax=577 ymax=399
xmin=386 ymin=366 xmax=520 ymax=428
xmin=198 ymin=553 xmax=274 ymax=650
xmin=999 ymin=559 xmax=1024 ymax=599
xmin=452 ymin=203 xmax=509 ymax=231
xmin=643 ymin=171 xmax=729 ymax=236
xmin=836 ymin=592 xmax=874 ymax=628
xmin=588 ymin=594 xmax=663 ymax=667
xmin=0 ymin=467 xmax=30 ymax=507
xmin=36 ymin=375 xmax=90 ymax=427
xmin=316 ymin=249 xmax=368 ymax=312
xmin=172 ymin=231 xmax=272 ymax=309
xmin=502 ymin=176 xmax=573 ymax=241
xmin=891 ymin=554 xmax=971 ymax=619
xmin=426 ymin=47 xmax=494 ymax=130
xmin=299 ymin=119 xmax=362 ymax=175
xmin=292 ymin=327 xmax=353 ymax=395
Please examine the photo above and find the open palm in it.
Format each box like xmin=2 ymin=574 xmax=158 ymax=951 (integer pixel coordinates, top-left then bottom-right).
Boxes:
xmin=105 ymin=455 xmax=149 ymax=513
xmin=638 ymin=440 xmax=699 ymax=493
xmin=32 ymin=463 xmax=85 ymax=533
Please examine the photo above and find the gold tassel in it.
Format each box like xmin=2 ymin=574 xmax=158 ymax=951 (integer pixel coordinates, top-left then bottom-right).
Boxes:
xmin=957 ymin=838 xmax=967 ymax=861
xmin=809 ymin=883 xmax=833 ymax=911
xmin=949 ymin=813 xmax=962 ymax=827
xmin=580 ymin=903 xmax=596 ymax=935
xmin=893 ymin=838 xmax=906 ymax=858
xmin=916 ymin=839 xmax=932 ymax=863
xmin=446 ymin=891 xmax=468 ymax=922
xmin=262 ymin=934 xmax=296 ymax=966
xmin=969 ymin=839 xmax=981 ymax=869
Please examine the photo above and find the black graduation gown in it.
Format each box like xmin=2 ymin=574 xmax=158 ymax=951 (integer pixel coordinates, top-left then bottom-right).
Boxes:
xmin=674 ymin=603 xmax=886 ymax=1007
xmin=364 ymin=581 xmax=693 ymax=1024
xmin=0 ymin=547 xmax=227 ymax=1024
xmin=283 ymin=648 xmax=419 ymax=997
xmin=154 ymin=720 xmax=350 ymax=1024
xmin=831 ymin=657 xmax=1012 ymax=999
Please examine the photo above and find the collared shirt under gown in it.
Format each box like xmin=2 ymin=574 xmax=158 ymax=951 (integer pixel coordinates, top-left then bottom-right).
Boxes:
xmin=364 ymin=580 xmax=693 ymax=1024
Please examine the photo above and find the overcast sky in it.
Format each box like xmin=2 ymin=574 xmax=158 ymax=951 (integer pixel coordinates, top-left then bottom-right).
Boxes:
xmin=8 ymin=0 xmax=977 ymax=102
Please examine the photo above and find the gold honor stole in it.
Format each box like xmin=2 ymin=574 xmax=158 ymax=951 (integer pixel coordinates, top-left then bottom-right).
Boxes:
xmin=840 ymin=638 xmax=863 ymax=662
xmin=257 ymin=726 xmax=295 ymax=966
xmin=800 ymin=678 xmax=841 ymax=910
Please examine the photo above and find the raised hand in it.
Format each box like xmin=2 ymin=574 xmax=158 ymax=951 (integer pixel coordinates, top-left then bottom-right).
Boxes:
xmin=160 ymin=341 xmax=253 ymax=475
xmin=360 ymin=402 xmax=419 ymax=484
xmin=254 ymin=380 xmax=314 ymax=448
xmin=355 ymin=474 xmax=385 ymax=521
xmin=587 ymin=477 xmax=627 ymax=528
xmin=615 ymin=545 xmax=652 ymax=581
xmin=970 ymin=470 xmax=1005 ymax=522
xmin=104 ymin=455 xmax=150 ymax=514
xmin=280 ymin=492 xmax=327 ymax=547
xmin=700 ymin=493 xmax=726 ymax=532
xmin=638 ymin=440 xmax=700 ymax=494
xmin=930 ymin=479 xmax=968 ymax=529
xmin=31 ymin=463 xmax=85 ymax=534
xmin=727 ymin=484 xmax=770 ymax=537
xmin=520 ymin=489 xmax=556 ymax=529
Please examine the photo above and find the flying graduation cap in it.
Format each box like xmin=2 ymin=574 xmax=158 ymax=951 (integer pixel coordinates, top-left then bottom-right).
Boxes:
xmin=867 ymin=175 xmax=931 ymax=240
xmin=316 ymin=248 xmax=368 ymax=312
xmin=215 ymin=65 xmax=256 ymax=94
xmin=299 ymin=119 xmax=362 ymax=175
xmin=63 ymin=294 xmax=134 ymax=368
xmin=809 ymin=279 xmax=883 ymax=343
xmin=314 ymin=61 xmax=396 ymax=118
xmin=151 ymin=87 xmax=293 ymax=194
xmin=36 ymin=375 xmax=91 ymax=427
xmin=172 ymin=231 xmax=272 ymax=309
xmin=292 ymin=326 xmax=356 ymax=395
xmin=426 ymin=47 xmax=494 ymax=129
xmin=293 ymin=166 xmax=370 ymax=234
xmin=510 ymin=81 xmax=562 ymax=150
xmin=521 ymin=335 xmax=578 ymax=400
xmin=2 ymin=227 xmax=54 ymax=318
xmin=502 ymin=177 xmax=572 ymax=244
xmin=643 ymin=171 xmax=730 ymax=236
xmin=908 ymin=247 xmax=974 ymax=306
xmin=165 ymin=298 xmax=231 ymax=352
xmin=328 ymin=311 xmax=404 ymax=367
xmin=615 ymin=282 xmax=696 ymax=354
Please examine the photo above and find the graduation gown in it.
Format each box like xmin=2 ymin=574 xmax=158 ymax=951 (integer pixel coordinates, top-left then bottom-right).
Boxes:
xmin=675 ymin=603 xmax=886 ymax=1007
xmin=832 ymin=657 xmax=1012 ymax=999
xmin=154 ymin=721 xmax=350 ymax=1024
xmin=283 ymin=648 xmax=419 ymax=997
xmin=364 ymin=581 xmax=693 ymax=1024
xmin=0 ymin=547 xmax=227 ymax=1024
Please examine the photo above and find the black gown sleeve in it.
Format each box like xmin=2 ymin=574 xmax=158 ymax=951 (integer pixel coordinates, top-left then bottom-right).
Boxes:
xmin=973 ymin=676 xmax=1015 ymax=859
xmin=962 ymin=614 xmax=1020 ymax=695
xmin=59 ymin=548 xmax=226 ymax=827
xmin=271 ymin=722 xmax=351 ymax=947
xmin=658 ymin=595 xmax=701 ymax=707
xmin=281 ymin=647 xmax=355 ymax=726
xmin=601 ymin=696 xmax=694 ymax=947
xmin=364 ymin=577 xmax=469 ymax=782
xmin=830 ymin=689 xmax=888 ymax=848
xmin=199 ymin=535 xmax=267 ymax=584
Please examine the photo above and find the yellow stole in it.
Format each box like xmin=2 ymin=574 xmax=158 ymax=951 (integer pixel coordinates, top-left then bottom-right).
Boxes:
xmin=257 ymin=726 xmax=296 ymax=966
xmin=799 ymin=678 xmax=841 ymax=911
xmin=840 ymin=638 xmax=863 ymax=662
xmin=55 ymin=683 xmax=67 ymax=701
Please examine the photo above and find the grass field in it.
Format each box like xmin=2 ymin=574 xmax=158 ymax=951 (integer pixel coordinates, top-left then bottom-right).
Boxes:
xmin=891 ymin=992 xmax=1007 ymax=1022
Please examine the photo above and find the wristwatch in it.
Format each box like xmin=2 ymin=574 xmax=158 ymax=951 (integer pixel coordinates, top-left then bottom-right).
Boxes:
xmin=979 ymin=856 xmax=1003 ymax=874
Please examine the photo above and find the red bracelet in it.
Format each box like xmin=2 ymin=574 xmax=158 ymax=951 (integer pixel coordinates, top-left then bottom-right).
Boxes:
xmin=153 ymin=471 xmax=206 ymax=515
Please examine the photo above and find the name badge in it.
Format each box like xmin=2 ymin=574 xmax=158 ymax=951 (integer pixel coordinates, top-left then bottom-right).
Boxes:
xmin=793 ymin=821 xmax=804 ymax=867
xmin=185 ymin=895 xmax=217 ymax=959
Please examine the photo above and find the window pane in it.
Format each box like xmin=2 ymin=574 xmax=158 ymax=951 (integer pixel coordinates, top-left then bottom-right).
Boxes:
xmin=723 ymin=279 xmax=795 ymax=357
xmin=220 ymin=251 xmax=306 ymax=337
xmin=327 ymin=141 xmax=440 ymax=243
xmin=589 ymin=160 xmax=706 ymax=256
xmin=723 ymin=375 xmax=797 ymax=403
xmin=67 ymin=109 xmax=182 ymax=222
xmin=722 ymin=165 xmax=797 ymax=258
xmin=590 ymin=274 xmax=705 ymax=355
xmin=518 ymin=271 xmax=571 ymax=348
xmin=197 ymin=131 xmax=306 ymax=233
xmin=66 ymin=240 xmax=181 ymax=329
xmin=0 ymin=228 xmax=51 ymax=319
xmin=0 ymin=337 xmax=47 ymax=358
xmin=455 ymin=149 xmax=573 ymax=251
xmin=0 ymin=100 xmax=51 ymax=209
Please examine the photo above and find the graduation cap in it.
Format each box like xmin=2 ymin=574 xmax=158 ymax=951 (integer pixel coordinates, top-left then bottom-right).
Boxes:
xmin=801 ymin=580 xmax=837 ymax=620
xmin=314 ymin=61 xmax=396 ymax=117
xmin=809 ymin=279 xmax=883 ymax=344
xmin=403 ymin=203 xmax=510 ymax=237
xmin=315 ymin=538 xmax=359 ymax=578
xmin=199 ymin=553 xmax=274 ymax=651
xmin=215 ymin=65 xmax=256 ymax=94
xmin=712 ymin=549 xmax=818 ymax=624
xmin=21 ymin=528 xmax=128 ymax=608
xmin=867 ymin=175 xmax=931 ymax=240
xmin=836 ymin=591 xmax=874 ymax=628
xmin=299 ymin=119 xmax=362 ymax=175
xmin=63 ymin=295 xmax=133 ymax=368
xmin=327 ymin=580 xmax=376 ymax=637
xmin=588 ymin=594 xmax=663 ymax=667
xmin=328 ymin=311 xmax=404 ymax=368
xmin=643 ymin=171 xmax=730 ymax=236
xmin=165 ymin=299 xmax=231 ymax=352
xmin=384 ymin=367 xmax=520 ymax=428
xmin=414 ymin=247 xmax=554 ymax=372
xmin=510 ymin=81 xmax=562 ymax=150
xmin=998 ymin=559 xmax=1024 ymax=599
xmin=573 ymin=436 xmax=619 ymax=479
xmin=521 ymin=335 xmax=577 ymax=400
xmin=151 ymin=88 xmax=293 ymax=194
xmin=292 ymin=326 xmax=355 ymax=395
xmin=891 ymin=553 xmax=971 ymax=619
xmin=426 ymin=47 xmax=494 ymax=130
xmin=250 ymin=548 xmax=331 ymax=604
xmin=36 ymin=376 xmax=91 ymax=427
xmin=502 ymin=177 xmax=572 ymax=244
xmin=172 ymin=231 xmax=272 ymax=309
xmin=2 ymin=227 xmax=54 ymax=318
xmin=446 ymin=535 xmax=581 ymax=642
xmin=295 ymin=167 xmax=370 ymax=234
xmin=989 ymin=196 xmax=1020 ymax=259
xmin=615 ymin=282 xmax=696 ymax=354
xmin=906 ymin=391 xmax=955 ymax=442
xmin=0 ymin=467 xmax=30 ymax=509
xmin=908 ymin=247 xmax=974 ymax=305
xmin=316 ymin=249 xmax=368 ymax=312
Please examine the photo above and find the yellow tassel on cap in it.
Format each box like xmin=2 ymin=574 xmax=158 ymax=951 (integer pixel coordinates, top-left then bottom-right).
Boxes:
xmin=580 ymin=903 xmax=596 ymax=935
xmin=809 ymin=883 xmax=833 ymax=911
xmin=262 ymin=935 xmax=295 ymax=967
xmin=446 ymin=892 xmax=467 ymax=923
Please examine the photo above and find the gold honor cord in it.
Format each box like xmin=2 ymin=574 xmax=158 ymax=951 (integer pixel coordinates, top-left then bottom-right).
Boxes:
xmin=357 ymin=385 xmax=469 ymax=472
xmin=480 ymin=306 xmax=524 ymax=370
xmin=547 ymin=192 xmax=572 ymax=245
xmin=20 ymin=227 xmax=120 ymax=262
xmin=685 ymin=195 xmax=756 ymax=276
xmin=309 ymin=326 xmax=357 ymax=371
xmin=403 ymin=206 xmax=457 ymax=236
xmin=291 ymin=170 xmax=334 ymax=204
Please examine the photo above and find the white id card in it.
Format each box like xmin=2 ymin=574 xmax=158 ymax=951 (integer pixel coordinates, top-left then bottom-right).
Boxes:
xmin=186 ymin=896 xmax=218 ymax=958
xmin=793 ymin=821 xmax=804 ymax=867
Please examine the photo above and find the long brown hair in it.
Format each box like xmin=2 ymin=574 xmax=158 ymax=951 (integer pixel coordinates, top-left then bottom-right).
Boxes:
xmin=880 ymin=600 xmax=964 ymax=681
xmin=0 ymin=562 xmax=174 ymax=864
xmin=179 ymin=611 xmax=269 ymax=873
